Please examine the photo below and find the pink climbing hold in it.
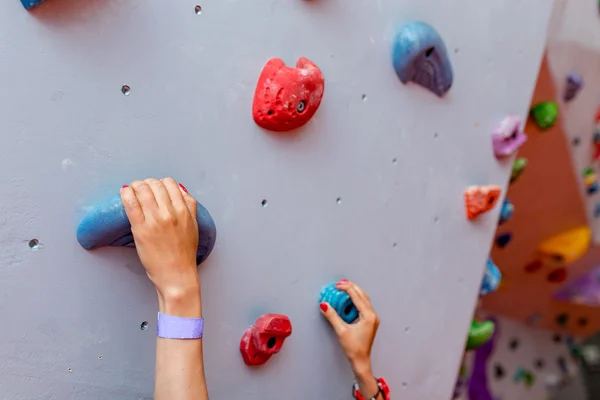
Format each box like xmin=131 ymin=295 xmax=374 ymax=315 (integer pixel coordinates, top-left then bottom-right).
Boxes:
xmin=252 ymin=58 xmax=325 ymax=132
xmin=492 ymin=115 xmax=527 ymax=158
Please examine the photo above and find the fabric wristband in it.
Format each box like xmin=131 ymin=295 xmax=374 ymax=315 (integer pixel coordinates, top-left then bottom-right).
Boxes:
xmin=157 ymin=312 xmax=204 ymax=339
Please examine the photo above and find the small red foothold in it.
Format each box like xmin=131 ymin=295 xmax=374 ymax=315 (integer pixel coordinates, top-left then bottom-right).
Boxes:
xmin=252 ymin=57 xmax=325 ymax=132
xmin=547 ymin=267 xmax=568 ymax=283
xmin=240 ymin=314 xmax=292 ymax=366
xmin=464 ymin=185 xmax=502 ymax=220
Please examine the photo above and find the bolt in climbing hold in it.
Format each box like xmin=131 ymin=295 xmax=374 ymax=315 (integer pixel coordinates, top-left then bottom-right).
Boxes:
xmin=77 ymin=191 xmax=217 ymax=265
xmin=466 ymin=320 xmax=495 ymax=351
xmin=564 ymin=73 xmax=583 ymax=102
xmin=464 ymin=185 xmax=501 ymax=220
xmin=240 ymin=314 xmax=292 ymax=366
xmin=510 ymin=158 xmax=527 ymax=184
xmin=252 ymin=57 xmax=325 ymax=132
xmin=498 ymin=198 xmax=514 ymax=225
xmin=496 ymin=232 xmax=512 ymax=248
xmin=480 ymin=258 xmax=502 ymax=296
xmin=492 ymin=116 xmax=527 ymax=158
xmin=20 ymin=0 xmax=46 ymax=9
xmin=530 ymin=101 xmax=558 ymax=130
xmin=392 ymin=21 xmax=453 ymax=97
xmin=319 ymin=283 xmax=359 ymax=324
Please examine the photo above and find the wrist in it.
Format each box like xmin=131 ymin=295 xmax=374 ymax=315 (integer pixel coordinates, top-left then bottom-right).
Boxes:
xmin=351 ymin=358 xmax=373 ymax=379
xmin=159 ymin=283 xmax=202 ymax=318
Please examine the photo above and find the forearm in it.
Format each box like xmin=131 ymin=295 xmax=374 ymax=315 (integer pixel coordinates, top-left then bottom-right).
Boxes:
xmin=353 ymin=360 xmax=381 ymax=399
xmin=154 ymin=285 xmax=208 ymax=400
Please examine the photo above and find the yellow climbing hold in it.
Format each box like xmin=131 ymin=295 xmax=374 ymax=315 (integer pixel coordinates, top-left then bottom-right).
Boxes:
xmin=537 ymin=226 xmax=590 ymax=265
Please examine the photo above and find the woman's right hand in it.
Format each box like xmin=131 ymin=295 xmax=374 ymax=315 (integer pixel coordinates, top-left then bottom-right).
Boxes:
xmin=319 ymin=280 xmax=380 ymax=376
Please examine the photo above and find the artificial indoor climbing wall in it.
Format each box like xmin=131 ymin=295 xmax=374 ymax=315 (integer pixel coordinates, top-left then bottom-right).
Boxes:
xmin=482 ymin=0 xmax=600 ymax=339
xmin=457 ymin=316 xmax=581 ymax=400
xmin=0 ymin=1 xmax=555 ymax=399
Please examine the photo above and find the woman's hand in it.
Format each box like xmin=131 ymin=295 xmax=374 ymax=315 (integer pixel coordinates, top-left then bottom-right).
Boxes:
xmin=320 ymin=280 xmax=380 ymax=396
xmin=120 ymin=177 xmax=201 ymax=317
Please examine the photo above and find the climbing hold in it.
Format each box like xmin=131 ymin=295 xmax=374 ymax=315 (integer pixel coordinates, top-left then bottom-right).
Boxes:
xmin=392 ymin=21 xmax=453 ymax=97
xmin=20 ymin=0 xmax=45 ymax=9
xmin=466 ymin=320 xmax=495 ymax=350
xmin=592 ymin=131 xmax=600 ymax=162
xmin=319 ymin=283 xmax=358 ymax=324
xmin=76 ymin=192 xmax=217 ymax=265
xmin=524 ymin=260 xmax=543 ymax=273
xmin=564 ymin=73 xmax=583 ymax=102
xmin=537 ymin=226 xmax=590 ymax=265
xmin=492 ymin=116 xmax=527 ymax=158
xmin=547 ymin=267 xmax=568 ymax=284
xmin=555 ymin=312 xmax=569 ymax=327
xmin=510 ymin=158 xmax=527 ymax=185
xmin=514 ymin=368 xmax=535 ymax=388
xmin=480 ymin=258 xmax=502 ymax=296
xmin=464 ymin=185 xmax=501 ymax=220
xmin=240 ymin=314 xmax=292 ymax=366
xmin=498 ymin=198 xmax=514 ymax=225
xmin=496 ymin=232 xmax=512 ymax=248
xmin=252 ymin=58 xmax=324 ymax=132
xmin=530 ymin=101 xmax=558 ymax=130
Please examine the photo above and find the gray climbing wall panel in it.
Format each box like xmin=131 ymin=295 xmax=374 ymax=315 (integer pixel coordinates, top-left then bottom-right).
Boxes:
xmin=0 ymin=0 xmax=554 ymax=399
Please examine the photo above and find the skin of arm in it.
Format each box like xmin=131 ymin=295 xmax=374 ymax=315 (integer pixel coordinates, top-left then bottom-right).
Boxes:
xmin=320 ymin=280 xmax=382 ymax=399
xmin=120 ymin=177 xmax=208 ymax=400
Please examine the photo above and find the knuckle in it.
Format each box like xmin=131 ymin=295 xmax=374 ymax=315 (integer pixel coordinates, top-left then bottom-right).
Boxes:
xmin=162 ymin=177 xmax=177 ymax=186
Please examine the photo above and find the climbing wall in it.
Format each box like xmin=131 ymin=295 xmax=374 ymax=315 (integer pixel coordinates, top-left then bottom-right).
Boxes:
xmin=482 ymin=0 xmax=600 ymax=339
xmin=457 ymin=316 xmax=581 ymax=400
xmin=0 ymin=1 xmax=554 ymax=399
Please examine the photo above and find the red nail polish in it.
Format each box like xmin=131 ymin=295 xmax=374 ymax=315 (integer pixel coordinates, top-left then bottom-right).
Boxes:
xmin=339 ymin=279 xmax=348 ymax=283
xmin=179 ymin=183 xmax=188 ymax=193
xmin=122 ymin=185 xmax=129 ymax=189
xmin=319 ymin=303 xmax=328 ymax=312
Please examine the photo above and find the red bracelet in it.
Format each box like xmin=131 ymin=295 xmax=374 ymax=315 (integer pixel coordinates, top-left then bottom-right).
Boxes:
xmin=353 ymin=377 xmax=390 ymax=400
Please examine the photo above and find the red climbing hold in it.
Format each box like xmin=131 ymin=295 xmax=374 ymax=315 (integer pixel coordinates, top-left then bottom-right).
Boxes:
xmin=252 ymin=58 xmax=325 ymax=132
xmin=464 ymin=185 xmax=501 ymax=220
xmin=547 ymin=267 xmax=568 ymax=283
xmin=240 ymin=314 xmax=292 ymax=366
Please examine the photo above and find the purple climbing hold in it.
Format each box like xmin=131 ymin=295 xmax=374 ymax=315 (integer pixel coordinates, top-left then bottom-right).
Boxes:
xmin=492 ymin=116 xmax=527 ymax=158
xmin=564 ymin=73 xmax=583 ymax=102
xmin=468 ymin=317 xmax=499 ymax=400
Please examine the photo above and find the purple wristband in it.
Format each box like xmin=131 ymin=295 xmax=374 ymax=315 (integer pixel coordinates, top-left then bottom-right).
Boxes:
xmin=156 ymin=312 xmax=204 ymax=339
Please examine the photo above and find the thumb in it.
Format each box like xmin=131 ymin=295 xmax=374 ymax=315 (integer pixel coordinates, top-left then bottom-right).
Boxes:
xmin=320 ymin=302 xmax=347 ymax=334
xmin=179 ymin=184 xmax=198 ymax=220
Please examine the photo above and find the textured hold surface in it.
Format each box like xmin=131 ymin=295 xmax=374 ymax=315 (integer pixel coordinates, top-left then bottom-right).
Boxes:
xmin=240 ymin=314 xmax=292 ymax=366
xmin=20 ymin=0 xmax=45 ymax=9
xmin=319 ymin=284 xmax=358 ymax=324
xmin=537 ymin=226 xmax=590 ymax=265
xmin=510 ymin=158 xmax=528 ymax=184
xmin=498 ymin=198 xmax=514 ymax=225
xmin=564 ymin=72 xmax=583 ymax=102
xmin=495 ymin=232 xmax=512 ymax=248
xmin=492 ymin=116 xmax=527 ymax=158
xmin=530 ymin=101 xmax=558 ymax=130
xmin=480 ymin=258 xmax=502 ymax=296
xmin=464 ymin=185 xmax=501 ymax=220
xmin=392 ymin=21 xmax=453 ymax=97
xmin=252 ymin=58 xmax=324 ymax=132
xmin=466 ymin=320 xmax=496 ymax=350
xmin=76 ymin=193 xmax=217 ymax=265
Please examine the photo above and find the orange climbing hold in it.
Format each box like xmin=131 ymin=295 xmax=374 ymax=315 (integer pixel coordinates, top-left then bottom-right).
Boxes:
xmin=537 ymin=226 xmax=590 ymax=265
xmin=464 ymin=185 xmax=502 ymax=220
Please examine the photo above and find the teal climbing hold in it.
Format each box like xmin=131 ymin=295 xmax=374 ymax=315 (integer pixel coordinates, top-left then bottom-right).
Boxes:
xmin=319 ymin=283 xmax=358 ymax=324
xmin=20 ymin=0 xmax=46 ymax=9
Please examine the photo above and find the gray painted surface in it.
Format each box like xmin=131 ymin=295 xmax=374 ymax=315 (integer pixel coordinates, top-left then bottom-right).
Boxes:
xmin=0 ymin=0 xmax=553 ymax=399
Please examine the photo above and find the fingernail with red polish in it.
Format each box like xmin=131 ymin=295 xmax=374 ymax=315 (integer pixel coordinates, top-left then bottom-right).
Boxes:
xmin=179 ymin=183 xmax=188 ymax=193
xmin=339 ymin=279 xmax=348 ymax=283
xmin=319 ymin=303 xmax=328 ymax=312
xmin=122 ymin=185 xmax=129 ymax=189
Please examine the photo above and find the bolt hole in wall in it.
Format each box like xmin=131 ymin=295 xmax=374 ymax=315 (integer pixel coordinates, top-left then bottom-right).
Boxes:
xmin=121 ymin=85 xmax=131 ymax=96
xmin=140 ymin=321 xmax=149 ymax=331
xmin=194 ymin=5 xmax=202 ymax=15
xmin=261 ymin=199 xmax=268 ymax=208
xmin=362 ymin=94 xmax=367 ymax=101
xmin=336 ymin=197 xmax=342 ymax=204
xmin=28 ymin=239 xmax=42 ymax=251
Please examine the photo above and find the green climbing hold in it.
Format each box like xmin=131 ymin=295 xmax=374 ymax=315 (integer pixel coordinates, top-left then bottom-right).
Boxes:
xmin=530 ymin=101 xmax=558 ymax=130
xmin=510 ymin=158 xmax=527 ymax=184
xmin=466 ymin=320 xmax=495 ymax=350
xmin=584 ymin=167 xmax=594 ymax=177
xmin=514 ymin=367 xmax=535 ymax=388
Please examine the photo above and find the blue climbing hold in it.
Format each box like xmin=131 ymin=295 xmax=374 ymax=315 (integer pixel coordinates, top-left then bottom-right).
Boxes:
xmin=496 ymin=232 xmax=512 ymax=248
xmin=480 ymin=258 xmax=501 ymax=296
xmin=498 ymin=198 xmax=514 ymax=225
xmin=319 ymin=283 xmax=359 ymax=324
xmin=76 ymin=193 xmax=217 ymax=265
xmin=20 ymin=0 xmax=46 ymax=9
xmin=392 ymin=21 xmax=453 ymax=97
